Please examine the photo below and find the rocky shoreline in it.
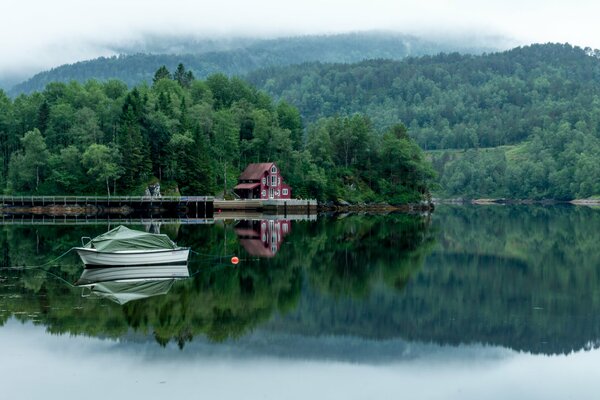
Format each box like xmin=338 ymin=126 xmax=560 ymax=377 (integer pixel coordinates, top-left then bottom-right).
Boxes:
xmin=0 ymin=204 xmax=134 ymax=216
xmin=1 ymin=201 xmax=435 ymax=217
xmin=434 ymin=198 xmax=600 ymax=206
xmin=317 ymin=201 xmax=434 ymax=213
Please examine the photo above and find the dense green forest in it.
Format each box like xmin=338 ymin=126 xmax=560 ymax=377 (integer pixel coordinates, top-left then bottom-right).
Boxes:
xmin=248 ymin=43 xmax=600 ymax=199
xmin=0 ymin=65 xmax=434 ymax=203
xmin=6 ymin=41 xmax=600 ymax=199
xmin=9 ymin=32 xmax=497 ymax=96
xmin=3 ymin=206 xmax=600 ymax=354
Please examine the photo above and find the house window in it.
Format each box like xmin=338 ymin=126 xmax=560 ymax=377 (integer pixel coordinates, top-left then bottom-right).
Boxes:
xmin=271 ymin=166 xmax=277 ymax=173
xmin=282 ymin=188 xmax=288 ymax=195
xmin=276 ymin=190 xmax=280 ymax=196
xmin=262 ymin=177 xmax=266 ymax=185
xmin=271 ymin=175 xmax=276 ymax=186
xmin=262 ymin=190 xmax=266 ymax=197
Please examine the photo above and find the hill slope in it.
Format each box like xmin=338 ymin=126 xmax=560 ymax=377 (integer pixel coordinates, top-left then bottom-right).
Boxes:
xmin=9 ymin=32 xmax=498 ymax=96
xmin=247 ymin=43 xmax=600 ymax=199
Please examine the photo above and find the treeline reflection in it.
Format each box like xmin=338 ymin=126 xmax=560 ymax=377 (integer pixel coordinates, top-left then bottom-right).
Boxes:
xmin=0 ymin=214 xmax=433 ymax=348
xmin=2 ymin=206 xmax=600 ymax=355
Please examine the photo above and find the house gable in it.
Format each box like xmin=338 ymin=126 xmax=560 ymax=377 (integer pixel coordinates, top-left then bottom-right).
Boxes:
xmin=234 ymin=162 xmax=292 ymax=200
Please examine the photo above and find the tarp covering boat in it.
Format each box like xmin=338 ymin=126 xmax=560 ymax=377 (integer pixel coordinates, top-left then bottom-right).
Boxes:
xmin=84 ymin=225 xmax=178 ymax=252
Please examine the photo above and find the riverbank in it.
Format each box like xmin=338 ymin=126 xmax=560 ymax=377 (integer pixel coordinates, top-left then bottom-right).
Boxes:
xmin=317 ymin=201 xmax=434 ymax=213
xmin=434 ymin=197 xmax=600 ymax=207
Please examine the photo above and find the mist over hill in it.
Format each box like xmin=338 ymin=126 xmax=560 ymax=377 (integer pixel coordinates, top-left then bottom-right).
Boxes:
xmin=8 ymin=32 xmax=502 ymax=96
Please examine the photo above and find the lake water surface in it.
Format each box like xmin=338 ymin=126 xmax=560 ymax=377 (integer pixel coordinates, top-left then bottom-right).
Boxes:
xmin=2 ymin=205 xmax=600 ymax=399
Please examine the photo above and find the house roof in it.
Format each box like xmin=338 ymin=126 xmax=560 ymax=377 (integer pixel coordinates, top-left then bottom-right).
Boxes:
xmin=239 ymin=163 xmax=274 ymax=180
xmin=233 ymin=228 xmax=260 ymax=238
xmin=234 ymin=182 xmax=261 ymax=190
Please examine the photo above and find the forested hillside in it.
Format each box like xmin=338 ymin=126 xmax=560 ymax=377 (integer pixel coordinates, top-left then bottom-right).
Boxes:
xmin=9 ymin=32 xmax=497 ymax=96
xmin=0 ymin=65 xmax=434 ymax=203
xmin=248 ymin=43 xmax=600 ymax=199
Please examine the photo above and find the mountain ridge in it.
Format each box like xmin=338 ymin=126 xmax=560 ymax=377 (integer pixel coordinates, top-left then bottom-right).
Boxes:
xmin=8 ymin=32 xmax=502 ymax=96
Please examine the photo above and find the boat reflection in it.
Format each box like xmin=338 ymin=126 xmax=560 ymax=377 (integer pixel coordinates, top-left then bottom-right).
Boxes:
xmin=234 ymin=219 xmax=291 ymax=258
xmin=75 ymin=264 xmax=190 ymax=305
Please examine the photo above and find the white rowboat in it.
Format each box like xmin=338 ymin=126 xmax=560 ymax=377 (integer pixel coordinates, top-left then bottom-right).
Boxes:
xmin=75 ymin=247 xmax=190 ymax=267
xmin=75 ymin=225 xmax=190 ymax=268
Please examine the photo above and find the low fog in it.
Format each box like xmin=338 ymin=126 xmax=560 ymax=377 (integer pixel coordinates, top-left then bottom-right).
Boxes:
xmin=2 ymin=0 xmax=600 ymax=88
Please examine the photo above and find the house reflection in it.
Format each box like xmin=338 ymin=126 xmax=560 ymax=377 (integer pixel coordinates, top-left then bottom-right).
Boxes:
xmin=234 ymin=219 xmax=291 ymax=258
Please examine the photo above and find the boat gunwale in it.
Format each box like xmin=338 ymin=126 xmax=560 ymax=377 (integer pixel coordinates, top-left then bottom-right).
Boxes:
xmin=74 ymin=247 xmax=190 ymax=255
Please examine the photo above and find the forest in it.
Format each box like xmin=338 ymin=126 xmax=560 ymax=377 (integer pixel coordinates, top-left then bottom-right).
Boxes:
xmin=4 ymin=42 xmax=600 ymax=200
xmin=8 ymin=32 xmax=494 ymax=96
xmin=0 ymin=64 xmax=434 ymax=203
xmin=248 ymin=43 xmax=600 ymax=199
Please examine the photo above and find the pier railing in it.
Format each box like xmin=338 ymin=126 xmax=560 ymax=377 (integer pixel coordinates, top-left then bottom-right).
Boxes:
xmin=0 ymin=195 xmax=214 ymax=205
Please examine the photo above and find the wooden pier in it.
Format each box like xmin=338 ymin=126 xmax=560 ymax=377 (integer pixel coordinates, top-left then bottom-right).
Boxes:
xmin=214 ymin=199 xmax=317 ymax=216
xmin=0 ymin=196 xmax=317 ymax=218
xmin=0 ymin=214 xmax=214 ymax=226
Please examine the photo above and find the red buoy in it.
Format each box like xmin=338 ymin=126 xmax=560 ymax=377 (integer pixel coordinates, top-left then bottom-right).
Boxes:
xmin=231 ymin=256 xmax=239 ymax=265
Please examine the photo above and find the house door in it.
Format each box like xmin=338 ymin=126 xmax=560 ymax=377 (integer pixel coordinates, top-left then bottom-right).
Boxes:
xmin=269 ymin=188 xmax=274 ymax=199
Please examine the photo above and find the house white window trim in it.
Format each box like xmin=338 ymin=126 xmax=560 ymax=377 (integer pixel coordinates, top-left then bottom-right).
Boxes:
xmin=271 ymin=166 xmax=277 ymax=173
xmin=270 ymin=175 xmax=277 ymax=186
xmin=262 ymin=177 xmax=266 ymax=185
xmin=282 ymin=188 xmax=288 ymax=195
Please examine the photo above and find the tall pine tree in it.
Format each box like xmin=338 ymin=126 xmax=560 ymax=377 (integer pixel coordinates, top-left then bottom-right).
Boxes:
xmin=117 ymin=89 xmax=152 ymax=191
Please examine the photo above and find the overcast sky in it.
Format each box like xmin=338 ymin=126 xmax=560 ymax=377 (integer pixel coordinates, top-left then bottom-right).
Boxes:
xmin=2 ymin=0 xmax=600 ymax=84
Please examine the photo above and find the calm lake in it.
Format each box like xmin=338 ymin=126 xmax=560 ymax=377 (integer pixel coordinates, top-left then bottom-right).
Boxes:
xmin=2 ymin=205 xmax=600 ymax=399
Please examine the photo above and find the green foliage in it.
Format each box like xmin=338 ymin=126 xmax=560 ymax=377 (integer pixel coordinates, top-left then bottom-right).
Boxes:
xmin=82 ymin=144 xmax=123 ymax=196
xmin=153 ymin=65 xmax=172 ymax=84
xmin=0 ymin=67 xmax=432 ymax=201
xmin=247 ymin=43 xmax=600 ymax=199
xmin=431 ymin=122 xmax=600 ymax=199
xmin=7 ymin=128 xmax=50 ymax=192
xmin=249 ymin=44 xmax=600 ymax=149
xmin=304 ymin=118 xmax=434 ymax=202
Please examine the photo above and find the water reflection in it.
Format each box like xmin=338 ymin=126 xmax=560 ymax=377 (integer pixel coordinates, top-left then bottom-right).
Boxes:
xmin=234 ymin=219 xmax=291 ymax=257
xmin=77 ymin=279 xmax=178 ymax=305
xmin=75 ymin=264 xmax=190 ymax=305
xmin=3 ymin=207 xmax=600 ymax=356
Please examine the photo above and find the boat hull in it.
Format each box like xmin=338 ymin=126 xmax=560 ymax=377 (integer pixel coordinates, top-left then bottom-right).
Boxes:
xmin=75 ymin=247 xmax=190 ymax=267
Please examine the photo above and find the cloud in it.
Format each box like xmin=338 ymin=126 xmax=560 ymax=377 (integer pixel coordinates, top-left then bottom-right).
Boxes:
xmin=2 ymin=0 xmax=600 ymax=87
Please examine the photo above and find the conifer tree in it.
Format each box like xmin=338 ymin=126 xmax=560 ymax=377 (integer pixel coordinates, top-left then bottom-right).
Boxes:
xmin=153 ymin=66 xmax=171 ymax=84
xmin=117 ymin=90 xmax=151 ymax=191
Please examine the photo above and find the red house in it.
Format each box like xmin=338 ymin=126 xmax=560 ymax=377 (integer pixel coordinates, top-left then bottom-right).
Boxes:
xmin=234 ymin=163 xmax=292 ymax=200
